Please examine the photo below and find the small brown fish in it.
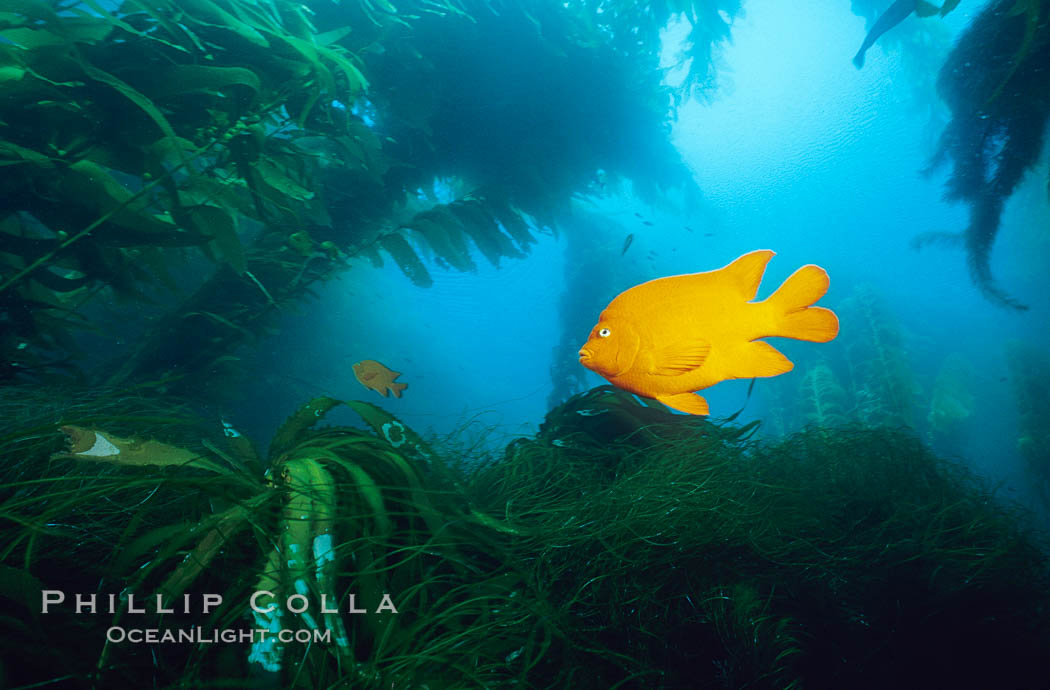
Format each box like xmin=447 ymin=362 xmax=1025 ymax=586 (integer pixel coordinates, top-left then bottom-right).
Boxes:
xmin=353 ymin=359 xmax=408 ymax=398
xmin=621 ymin=233 xmax=635 ymax=255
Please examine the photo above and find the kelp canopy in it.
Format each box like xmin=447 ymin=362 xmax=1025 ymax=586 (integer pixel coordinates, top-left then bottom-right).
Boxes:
xmin=0 ymin=0 xmax=738 ymax=391
xmin=918 ymin=0 xmax=1050 ymax=309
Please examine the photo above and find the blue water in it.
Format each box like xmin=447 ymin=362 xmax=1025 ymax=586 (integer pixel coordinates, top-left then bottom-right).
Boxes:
xmin=240 ymin=0 xmax=1049 ymax=509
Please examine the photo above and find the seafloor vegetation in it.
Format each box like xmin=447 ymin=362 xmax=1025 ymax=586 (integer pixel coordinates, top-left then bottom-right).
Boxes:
xmin=2 ymin=385 xmax=1049 ymax=689
xmin=2 ymin=0 xmax=1050 ymax=687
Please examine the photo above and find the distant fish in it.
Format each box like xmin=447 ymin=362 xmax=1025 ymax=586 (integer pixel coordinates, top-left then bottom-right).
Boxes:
xmin=642 ymin=221 xmax=654 ymax=226
xmin=634 ymin=212 xmax=644 ymax=218
xmin=684 ymin=226 xmax=694 ymax=233
xmin=853 ymin=0 xmax=937 ymax=69
xmin=704 ymin=233 xmax=715 ymax=237
xmin=621 ymin=234 xmax=635 ymax=255
xmin=578 ymin=250 xmax=839 ymax=415
xmin=353 ymin=359 xmax=408 ymax=398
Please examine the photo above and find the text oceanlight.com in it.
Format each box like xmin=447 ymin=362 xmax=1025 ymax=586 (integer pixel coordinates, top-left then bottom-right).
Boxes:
xmin=106 ymin=627 xmax=333 ymax=644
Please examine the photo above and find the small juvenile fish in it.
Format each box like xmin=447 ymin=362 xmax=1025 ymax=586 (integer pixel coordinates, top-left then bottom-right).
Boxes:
xmin=578 ymin=250 xmax=839 ymax=415
xmin=642 ymin=221 xmax=654 ymax=226
xmin=353 ymin=359 xmax=408 ymax=398
xmin=621 ymin=234 xmax=635 ymax=255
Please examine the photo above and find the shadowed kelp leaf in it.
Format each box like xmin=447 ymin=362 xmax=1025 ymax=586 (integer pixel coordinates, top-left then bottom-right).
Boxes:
xmin=345 ymin=399 xmax=434 ymax=460
xmin=150 ymin=64 xmax=262 ymax=100
xmin=80 ymin=62 xmax=180 ymax=142
xmin=379 ymin=232 xmax=433 ymax=287
xmin=0 ymin=139 xmax=55 ymax=167
xmin=408 ymin=210 xmax=476 ymax=273
xmin=252 ymin=157 xmax=315 ymax=202
xmin=173 ymin=0 xmax=271 ymax=47
xmin=450 ymin=198 xmax=524 ymax=267
xmin=185 ymin=204 xmax=245 ymax=275
xmin=268 ymin=395 xmax=342 ymax=457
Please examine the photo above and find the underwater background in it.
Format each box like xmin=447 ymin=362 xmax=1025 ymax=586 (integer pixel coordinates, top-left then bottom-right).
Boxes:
xmin=2 ymin=0 xmax=1050 ymax=688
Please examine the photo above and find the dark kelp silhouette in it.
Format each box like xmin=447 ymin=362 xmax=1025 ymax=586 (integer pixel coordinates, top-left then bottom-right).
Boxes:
xmin=852 ymin=0 xmax=958 ymax=69
xmin=915 ymin=0 xmax=1050 ymax=309
xmin=854 ymin=0 xmax=922 ymax=68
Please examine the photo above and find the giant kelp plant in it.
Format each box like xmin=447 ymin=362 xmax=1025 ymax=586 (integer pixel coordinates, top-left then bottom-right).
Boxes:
xmin=849 ymin=0 xmax=1050 ymax=308
xmin=3 ymin=385 xmax=1049 ymax=688
xmin=0 ymin=0 xmax=373 ymax=388
xmin=783 ymin=284 xmax=924 ymax=431
xmin=916 ymin=0 xmax=1050 ymax=309
xmin=0 ymin=0 xmax=741 ymax=395
xmin=758 ymin=285 xmax=981 ymax=450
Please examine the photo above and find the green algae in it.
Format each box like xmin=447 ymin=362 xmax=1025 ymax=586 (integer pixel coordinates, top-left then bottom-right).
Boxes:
xmin=1 ymin=385 xmax=1048 ymax=689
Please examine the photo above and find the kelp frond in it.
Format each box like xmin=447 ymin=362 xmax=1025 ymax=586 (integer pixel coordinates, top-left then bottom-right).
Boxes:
xmin=923 ymin=0 xmax=1050 ymax=309
xmin=0 ymin=0 xmax=374 ymax=388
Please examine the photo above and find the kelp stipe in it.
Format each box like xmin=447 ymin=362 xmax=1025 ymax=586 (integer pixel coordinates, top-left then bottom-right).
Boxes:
xmin=798 ymin=359 xmax=849 ymax=428
xmin=926 ymin=352 xmax=976 ymax=455
xmin=838 ymin=285 xmax=922 ymax=427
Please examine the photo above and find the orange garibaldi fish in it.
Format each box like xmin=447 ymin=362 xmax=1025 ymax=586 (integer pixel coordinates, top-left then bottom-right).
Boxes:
xmin=578 ymin=250 xmax=839 ymax=415
xmin=353 ymin=359 xmax=408 ymax=398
